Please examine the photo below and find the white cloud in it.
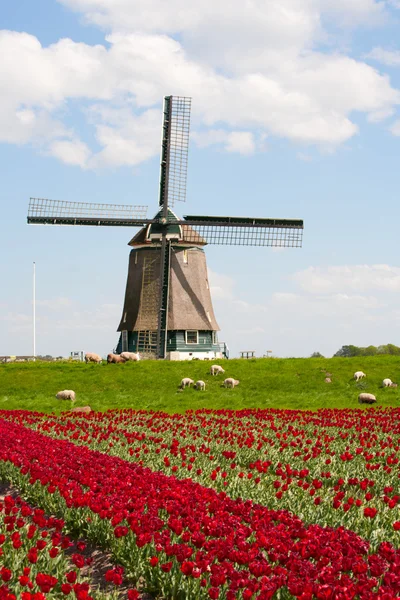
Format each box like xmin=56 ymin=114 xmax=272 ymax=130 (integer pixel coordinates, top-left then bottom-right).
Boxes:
xmin=321 ymin=0 xmax=386 ymax=25
xmin=59 ymin=0 xmax=387 ymax=36
xmin=192 ymin=129 xmax=256 ymax=154
xmin=0 ymin=299 xmax=121 ymax=356
xmin=366 ymin=47 xmax=400 ymax=66
xmin=207 ymin=263 xmax=398 ymax=357
xmin=0 ymin=0 xmax=399 ymax=166
xmin=37 ymin=297 xmax=74 ymax=310
xmin=293 ymin=264 xmax=400 ymax=293
xmin=208 ymin=269 xmax=235 ymax=300
xmin=87 ymin=106 xmax=162 ymax=168
xmin=48 ymin=139 xmax=92 ymax=167
xmin=390 ymin=119 xmax=400 ymax=135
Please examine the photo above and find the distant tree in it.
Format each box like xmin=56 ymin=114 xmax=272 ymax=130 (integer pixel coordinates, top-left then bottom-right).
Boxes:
xmin=362 ymin=345 xmax=377 ymax=356
xmin=333 ymin=345 xmax=354 ymax=357
xmin=310 ymin=352 xmax=324 ymax=358
xmin=386 ymin=343 xmax=400 ymax=355
xmin=334 ymin=343 xmax=400 ymax=357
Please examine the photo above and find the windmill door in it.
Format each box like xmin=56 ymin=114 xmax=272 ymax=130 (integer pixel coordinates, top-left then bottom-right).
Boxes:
xmin=121 ymin=330 xmax=128 ymax=352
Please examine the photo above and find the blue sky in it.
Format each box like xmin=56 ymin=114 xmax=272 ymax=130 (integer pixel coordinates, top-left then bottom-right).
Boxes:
xmin=1 ymin=0 xmax=400 ymax=358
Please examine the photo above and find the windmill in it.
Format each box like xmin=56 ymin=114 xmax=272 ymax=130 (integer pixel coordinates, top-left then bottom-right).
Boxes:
xmin=27 ymin=95 xmax=303 ymax=360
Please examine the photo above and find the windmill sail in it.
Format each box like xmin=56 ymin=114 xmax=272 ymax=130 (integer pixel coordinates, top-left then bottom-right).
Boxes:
xmin=159 ymin=96 xmax=191 ymax=209
xmin=181 ymin=215 xmax=303 ymax=247
xmin=28 ymin=198 xmax=148 ymax=225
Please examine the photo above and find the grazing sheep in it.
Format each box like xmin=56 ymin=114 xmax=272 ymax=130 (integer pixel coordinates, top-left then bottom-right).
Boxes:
xmin=358 ymin=393 xmax=376 ymax=405
xmin=85 ymin=352 xmax=102 ymax=364
xmin=71 ymin=406 xmax=91 ymax=414
xmin=224 ymin=378 xmax=240 ymax=388
xmin=107 ymin=353 xmax=126 ymax=364
xmin=120 ymin=351 xmax=140 ymax=362
xmin=354 ymin=371 xmax=366 ymax=382
xmin=55 ymin=390 xmax=76 ymax=401
xmin=325 ymin=377 xmax=332 ymax=384
xmin=383 ymin=378 xmax=393 ymax=387
xmin=180 ymin=378 xmax=194 ymax=389
xmin=195 ymin=380 xmax=206 ymax=391
xmin=210 ymin=365 xmax=225 ymax=376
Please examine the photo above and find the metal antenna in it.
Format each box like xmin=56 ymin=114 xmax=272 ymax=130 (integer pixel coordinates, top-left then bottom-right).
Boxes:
xmin=33 ymin=261 xmax=36 ymax=361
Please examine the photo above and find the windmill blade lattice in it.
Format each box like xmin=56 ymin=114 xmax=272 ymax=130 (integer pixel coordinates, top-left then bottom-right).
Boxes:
xmin=28 ymin=198 xmax=148 ymax=226
xmin=181 ymin=215 xmax=304 ymax=247
xmin=159 ymin=96 xmax=191 ymax=209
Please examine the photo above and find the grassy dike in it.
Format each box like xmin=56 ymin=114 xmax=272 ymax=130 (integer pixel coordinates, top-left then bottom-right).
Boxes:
xmin=0 ymin=355 xmax=399 ymax=413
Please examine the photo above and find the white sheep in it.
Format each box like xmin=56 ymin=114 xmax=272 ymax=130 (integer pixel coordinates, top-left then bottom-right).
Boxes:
xmin=354 ymin=371 xmax=366 ymax=382
xmin=195 ymin=380 xmax=206 ymax=391
xmin=223 ymin=378 xmax=240 ymax=388
xmin=85 ymin=352 xmax=102 ymax=364
xmin=383 ymin=378 xmax=393 ymax=387
xmin=107 ymin=353 xmax=126 ymax=364
xmin=180 ymin=378 xmax=194 ymax=389
xmin=55 ymin=390 xmax=76 ymax=401
xmin=210 ymin=365 xmax=225 ymax=376
xmin=120 ymin=352 xmax=140 ymax=362
xmin=358 ymin=393 xmax=376 ymax=404
xmin=71 ymin=405 xmax=91 ymax=414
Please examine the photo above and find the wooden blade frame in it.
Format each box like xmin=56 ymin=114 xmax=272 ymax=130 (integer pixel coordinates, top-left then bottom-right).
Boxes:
xmin=157 ymin=95 xmax=192 ymax=359
xmin=181 ymin=216 xmax=304 ymax=247
xmin=28 ymin=198 xmax=148 ymax=225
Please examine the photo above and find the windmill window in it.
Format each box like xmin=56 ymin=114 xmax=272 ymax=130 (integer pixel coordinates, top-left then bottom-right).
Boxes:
xmin=212 ymin=331 xmax=218 ymax=345
xmin=205 ymin=279 xmax=209 ymax=289
xmin=123 ymin=312 xmax=127 ymax=323
xmin=183 ymin=249 xmax=188 ymax=264
xmin=186 ymin=330 xmax=199 ymax=344
xmin=135 ymin=253 xmax=138 ymax=265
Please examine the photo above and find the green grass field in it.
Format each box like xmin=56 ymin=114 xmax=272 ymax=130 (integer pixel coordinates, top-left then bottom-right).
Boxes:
xmin=0 ymin=355 xmax=399 ymax=413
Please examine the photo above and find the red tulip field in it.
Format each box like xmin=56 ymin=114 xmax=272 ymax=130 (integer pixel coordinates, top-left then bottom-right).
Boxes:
xmin=1 ymin=408 xmax=400 ymax=599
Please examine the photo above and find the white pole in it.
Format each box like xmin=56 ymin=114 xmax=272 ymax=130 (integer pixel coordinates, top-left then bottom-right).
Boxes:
xmin=33 ymin=262 xmax=36 ymax=361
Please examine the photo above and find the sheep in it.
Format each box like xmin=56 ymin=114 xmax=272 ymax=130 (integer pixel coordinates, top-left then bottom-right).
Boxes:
xmin=180 ymin=378 xmax=194 ymax=389
xmin=55 ymin=390 xmax=76 ymax=401
xmin=324 ymin=377 xmax=332 ymax=384
xmin=195 ymin=380 xmax=206 ymax=391
xmin=354 ymin=371 xmax=366 ymax=382
xmin=210 ymin=365 xmax=225 ymax=376
xmin=224 ymin=378 xmax=240 ymax=388
xmin=383 ymin=378 xmax=393 ymax=387
xmin=120 ymin=351 xmax=140 ymax=362
xmin=70 ymin=406 xmax=91 ymax=414
xmin=85 ymin=352 xmax=102 ymax=364
xmin=107 ymin=353 xmax=126 ymax=364
xmin=358 ymin=393 xmax=376 ymax=405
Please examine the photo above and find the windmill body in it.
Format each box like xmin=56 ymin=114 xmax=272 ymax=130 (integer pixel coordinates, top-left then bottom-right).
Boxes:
xmin=115 ymin=208 xmax=223 ymax=360
xmin=27 ymin=95 xmax=304 ymax=360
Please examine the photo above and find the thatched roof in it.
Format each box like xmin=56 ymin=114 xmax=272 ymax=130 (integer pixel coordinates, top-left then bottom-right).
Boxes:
xmin=117 ymin=246 xmax=219 ymax=332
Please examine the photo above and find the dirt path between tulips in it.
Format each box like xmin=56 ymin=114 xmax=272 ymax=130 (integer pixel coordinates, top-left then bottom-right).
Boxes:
xmin=0 ymin=481 xmax=155 ymax=599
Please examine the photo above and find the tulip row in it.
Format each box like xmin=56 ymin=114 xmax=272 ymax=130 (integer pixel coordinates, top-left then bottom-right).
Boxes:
xmin=0 ymin=492 xmax=139 ymax=599
xmin=1 ymin=418 xmax=400 ymax=599
xmin=3 ymin=408 xmax=399 ymax=547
